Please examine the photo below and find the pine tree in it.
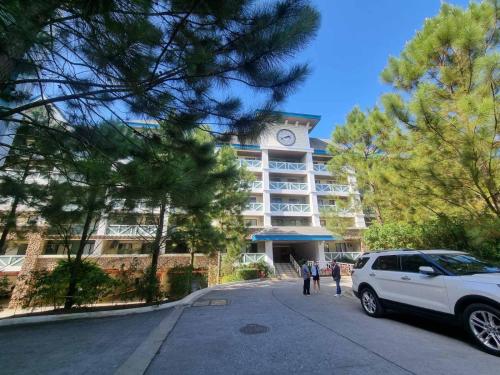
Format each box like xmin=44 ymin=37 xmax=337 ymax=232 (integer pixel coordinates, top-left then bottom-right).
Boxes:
xmin=1 ymin=0 xmax=319 ymax=141
xmin=380 ymin=0 xmax=500 ymax=220
xmin=40 ymin=122 xmax=133 ymax=309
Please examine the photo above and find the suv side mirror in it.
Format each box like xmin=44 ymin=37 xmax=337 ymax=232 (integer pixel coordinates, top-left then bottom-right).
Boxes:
xmin=419 ymin=266 xmax=439 ymax=276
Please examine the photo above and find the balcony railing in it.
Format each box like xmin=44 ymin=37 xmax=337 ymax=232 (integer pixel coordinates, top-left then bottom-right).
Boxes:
xmin=248 ymin=181 xmax=263 ymax=189
xmin=269 ymin=181 xmax=308 ymax=191
xmin=316 ymin=183 xmax=350 ymax=193
xmin=269 ymin=161 xmax=306 ymax=171
xmin=238 ymin=159 xmax=262 ymax=168
xmin=245 ymin=202 xmax=263 ymax=211
xmin=318 ymin=205 xmax=354 ymax=214
xmin=313 ymin=164 xmax=328 ymax=172
xmin=106 ymin=225 xmax=157 ymax=237
xmin=324 ymin=252 xmax=362 ymax=262
xmin=271 ymin=203 xmax=310 ymax=212
xmin=241 ymin=253 xmax=266 ymax=264
xmin=0 ymin=255 xmax=25 ymax=271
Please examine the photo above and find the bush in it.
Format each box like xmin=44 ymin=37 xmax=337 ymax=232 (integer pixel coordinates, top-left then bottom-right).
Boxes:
xmin=247 ymin=261 xmax=273 ymax=277
xmin=0 ymin=276 xmax=11 ymax=298
xmin=364 ymin=217 xmax=500 ymax=261
xmin=236 ymin=268 xmax=260 ymax=280
xmin=167 ymin=266 xmax=208 ymax=299
xmin=24 ymin=260 xmax=116 ymax=308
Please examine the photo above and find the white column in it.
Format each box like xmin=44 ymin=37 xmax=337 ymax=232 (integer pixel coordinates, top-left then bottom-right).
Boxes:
xmin=93 ymin=215 xmax=108 ymax=255
xmin=305 ymin=152 xmax=321 ymax=226
xmin=264 ymin=240 xmax=274 ymax=267
xmin=262 ymin=149 xmax=272 ymax=227
xmin=317 ymin=241 xmax=326 ymax=262
xmin=160 ymin=206 xmax=169 ymax=254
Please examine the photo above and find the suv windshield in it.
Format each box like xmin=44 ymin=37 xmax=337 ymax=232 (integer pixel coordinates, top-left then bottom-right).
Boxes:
xmin=428 ymin=253 xmax=500 ymax=275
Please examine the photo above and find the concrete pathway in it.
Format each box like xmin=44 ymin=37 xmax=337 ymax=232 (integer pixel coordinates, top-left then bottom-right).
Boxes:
xmin=148 ymin=279 xmax=498 ymax=375
xmin=0 ymin=279 xmax=498 ymax=375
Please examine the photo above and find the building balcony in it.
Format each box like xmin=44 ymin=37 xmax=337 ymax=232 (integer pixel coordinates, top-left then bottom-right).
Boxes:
xmin=243 ymin=181 xmax=263 ymax=191
xmin=315 ymin=183 xmax=350 ymax=194
xmin=244 ymin=202 xmax=263 ymax=211
xmin=105 ymin=225 xmax=157 ymax=237
xmin=269 ymin=181 xmax=308 ymax=192
xmin=319 ymin=205 xmax=355 ymax=215
xmin=271 ymin=203 xmax=310 ymax=213
xmin=269 ymin=161 xmax=306 ymax=172
xmin=0 ymin=255 xmax=25 ymax=272
xmin=238 ymin=159 xmax=262 ymax=169
xmin=313 ymin=163 xmax=329 ymax=173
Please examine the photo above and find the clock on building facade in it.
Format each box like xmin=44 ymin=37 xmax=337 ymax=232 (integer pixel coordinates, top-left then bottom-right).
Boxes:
xmin=276 ymin=129 xmax=296 ymax=146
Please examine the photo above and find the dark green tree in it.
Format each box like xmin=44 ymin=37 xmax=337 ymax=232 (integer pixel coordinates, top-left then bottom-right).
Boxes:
xmin=1 ymin=0 xmax=319 ymax=141
xmin=40 ymin=122 xmax=133 ymax=309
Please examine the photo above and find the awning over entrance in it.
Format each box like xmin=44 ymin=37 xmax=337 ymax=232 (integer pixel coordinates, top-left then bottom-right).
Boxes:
xmin=251 ymin=226 xmax=335 ymax=241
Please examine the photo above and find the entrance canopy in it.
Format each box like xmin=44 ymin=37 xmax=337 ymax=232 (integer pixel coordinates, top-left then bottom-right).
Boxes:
xmin=251 ymin=226 xmax=335 ymax=241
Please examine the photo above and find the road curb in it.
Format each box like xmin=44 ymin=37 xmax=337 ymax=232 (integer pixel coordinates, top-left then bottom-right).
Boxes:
xmin=0 ymin=278 xmax=266 ymax=328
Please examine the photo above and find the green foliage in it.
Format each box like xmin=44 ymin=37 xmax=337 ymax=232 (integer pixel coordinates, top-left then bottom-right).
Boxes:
xmin=220 ymin=261 xmax=270 ymax=283
xmin=331 ymin=1 xmax=499 ymax=260
xmin=24 ymin=260 xmax=115 ymax=308
xmin=364 ymin=217 xmax=500 ymax=261
xmin=2 ymin=0 xmax=319 ymax=142
xmin=167 ymin=266 xmax=207 ymax=299
xmin=0 ymin=276 xmax=11 ymax=298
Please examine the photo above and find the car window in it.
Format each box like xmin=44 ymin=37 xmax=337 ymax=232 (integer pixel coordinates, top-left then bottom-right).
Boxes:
xmin=371 ymin=255 xmax=399 ymax=271
xmin=400 ymin=254 xmax=432 ymax=273
xmin=353 ymin=257 xmax=369 ymax=269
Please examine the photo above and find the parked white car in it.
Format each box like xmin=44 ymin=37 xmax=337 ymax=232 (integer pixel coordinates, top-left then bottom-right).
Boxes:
xmin=351 ymin=250 xmax=500 ymax=356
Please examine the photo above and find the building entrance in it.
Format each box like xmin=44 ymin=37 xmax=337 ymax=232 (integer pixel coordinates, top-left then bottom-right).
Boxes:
xmin=273 ymin=244 xmax=292 ymax=263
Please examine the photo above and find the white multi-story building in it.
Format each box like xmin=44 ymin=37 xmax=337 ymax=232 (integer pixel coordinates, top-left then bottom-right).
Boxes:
xmin=230 ymin=112 xmax=366 ymax=268
xmin=0 ymin=111 xmax=365 ymax=277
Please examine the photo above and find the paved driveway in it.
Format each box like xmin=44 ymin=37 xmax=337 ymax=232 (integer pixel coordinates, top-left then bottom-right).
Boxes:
xmin=149 ymin=279 xmax=498 ymax=375
xmin=0 ymin=279 xmax=498 ymax=375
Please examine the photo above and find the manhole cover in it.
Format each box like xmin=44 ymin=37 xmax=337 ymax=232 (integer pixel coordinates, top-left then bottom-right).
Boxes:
xmin=240 ymin=324 xmax=270 ymax=335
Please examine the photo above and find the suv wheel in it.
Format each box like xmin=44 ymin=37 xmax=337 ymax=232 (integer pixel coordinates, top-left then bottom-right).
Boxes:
xmin=464 ymin=303 xmax=500 ymax=356
xmin=360 ymin=287 xmax=384 ymax=317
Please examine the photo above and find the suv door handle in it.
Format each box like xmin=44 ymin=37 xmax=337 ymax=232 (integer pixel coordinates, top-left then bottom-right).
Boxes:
xmin=401 ymin=276 xmax=411 ymax=281
xmin=369 ymin=273 xmax=375 ymax=277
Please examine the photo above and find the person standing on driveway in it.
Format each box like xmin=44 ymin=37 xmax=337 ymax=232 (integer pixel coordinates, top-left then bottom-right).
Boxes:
xmin=311 ymin=261 xmax=320 ymax=293
xmin=302 ymin=262 xmax=311 ymax=295
xmin=331 ymin=260 xmax=341 ymax=296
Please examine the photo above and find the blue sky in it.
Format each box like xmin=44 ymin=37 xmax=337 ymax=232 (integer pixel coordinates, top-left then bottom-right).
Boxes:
xmin=276 ymin=0 xmax=470 ymax=139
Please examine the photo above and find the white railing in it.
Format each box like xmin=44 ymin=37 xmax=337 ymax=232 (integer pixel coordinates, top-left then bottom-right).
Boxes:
xmin=238 ymin=159 xmax=262 ymax=168
xmin=249 ymin=181 xmax=263 ymax=189
xmin=0 ymin=255 xmax=25 ymax=271
xmin=241 ymin=253 xmax=266 ymax=264
xmin=318 ymin=205 xmax=355 ymax=215
xmin=269 ymin=181 xmax=308 ymax=191
xmin=105 ymin=225 xmax=157 ymax=237
xmin=290 ymin=254 xmax=302 ymax=276
xmin=269 ymin=161 xmax=306 ymax=171
xmin=316 ymin=183 xmax=350 ymax=193
xmin=313 ymin=164 xmax=328 ymax=172
xmin=245 ymin=202 xmax=263 ymax=211
xmin=271 ymin=203 xmax=310 ymax=212
xmin=324 ymin=252 xmax=362 ymax=262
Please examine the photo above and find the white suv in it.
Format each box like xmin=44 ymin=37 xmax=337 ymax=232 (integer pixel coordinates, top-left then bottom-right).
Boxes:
xmin=352 ymin=250 xmax=500 ymax=356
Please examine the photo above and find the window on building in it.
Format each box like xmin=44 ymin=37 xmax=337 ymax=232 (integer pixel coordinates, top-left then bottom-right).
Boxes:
xmin=372 ymin=255 xmax=400 ymax=271
xmin=335 ymin=243 xmax=347 ymax=252
xmin=271 ymin=197 xmax=282 ymax=203
xmin=245 ymin=219 xmax=258 ymax=227
xmin=245 ymin=242 xmax=258 ymax=253
xmin=248 ymin=196 xmax=257 ymax=203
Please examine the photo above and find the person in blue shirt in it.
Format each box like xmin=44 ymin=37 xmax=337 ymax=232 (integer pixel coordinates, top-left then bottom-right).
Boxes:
xmin=311 ymin=261 xmax=320 ymax=293
xmin=301 ymin=262 xmax=311 ymax=295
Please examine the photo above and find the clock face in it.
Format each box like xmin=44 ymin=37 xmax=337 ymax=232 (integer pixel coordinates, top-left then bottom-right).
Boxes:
xmin=277 ymin=129 xmax=296 ymax=146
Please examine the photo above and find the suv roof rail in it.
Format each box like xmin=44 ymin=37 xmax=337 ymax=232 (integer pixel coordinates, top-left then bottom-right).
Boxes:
xmin=365 ymin=248 xmax=416 ymax=254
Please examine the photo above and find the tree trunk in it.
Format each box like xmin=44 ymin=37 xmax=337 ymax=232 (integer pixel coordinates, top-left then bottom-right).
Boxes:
xmin=146 ymin=201 xmax=166 ymax=303
xmin=64 ymin=195 xmax=96 ymax=309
